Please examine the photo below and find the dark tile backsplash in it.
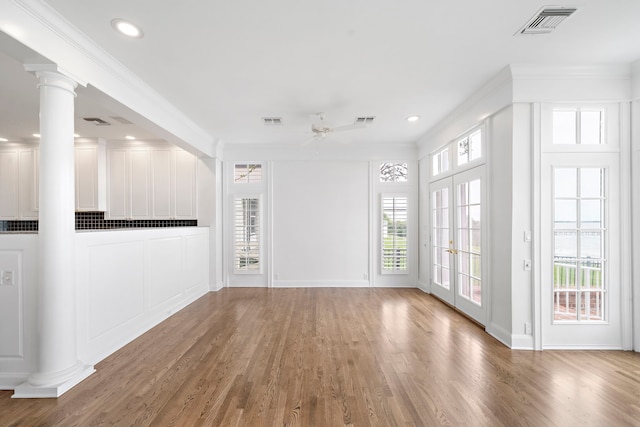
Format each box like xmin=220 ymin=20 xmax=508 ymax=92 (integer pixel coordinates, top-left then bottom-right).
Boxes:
xmin=1 ymin=212 xmax=197 ymax=233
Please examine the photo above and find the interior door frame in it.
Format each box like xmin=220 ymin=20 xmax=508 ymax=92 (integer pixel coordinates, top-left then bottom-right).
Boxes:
xmin=540 ymin=153 xmax=623 ymax=348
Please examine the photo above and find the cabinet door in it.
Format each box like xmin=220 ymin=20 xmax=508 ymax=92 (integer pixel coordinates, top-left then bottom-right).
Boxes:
xmin=75 ymin=146 xmax=98 ymax=211
xmin=0 ymin=151 xmax=18 ymax=219
xmin=151 ymin=150 xmax=172 ymax=219
xmin=174 ymin=150 xmax=197 ymax=219
xmin=18 ymin=149 xmax=38 ymax=219
xmin=107 ymin=149 xmax=128 ymax=219
xmin=129 ymin=149 xmax=150 ymax=219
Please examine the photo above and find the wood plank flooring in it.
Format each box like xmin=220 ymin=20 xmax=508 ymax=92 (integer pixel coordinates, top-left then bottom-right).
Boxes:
xmin=1 ymin=288 xmax=639 ymax=426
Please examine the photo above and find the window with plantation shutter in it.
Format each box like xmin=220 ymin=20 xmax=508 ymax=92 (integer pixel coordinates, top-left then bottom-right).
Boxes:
xmin=382 ymin=195 xmax=408 ymax=273
xmin=234 ymin=196 xmax=260 ymax=272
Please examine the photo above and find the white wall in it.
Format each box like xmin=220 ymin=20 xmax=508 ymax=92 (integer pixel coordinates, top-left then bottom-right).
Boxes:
xmin=272 ymin=161 xmax=369 ymax=287
xmin=509 ymin=104 xmax=533 ymax=349
xmin=224 ymin=143 xmax=418 ymax=288
xmin=486 ymin=106 xmax=515 ymax=346
xmin=198 ymin=157 xmax=224 ymax=291
xmin=76 ymin=227 xmax=210 ymax=365
xmin=632 ymin=60 xmax=640 ymax=351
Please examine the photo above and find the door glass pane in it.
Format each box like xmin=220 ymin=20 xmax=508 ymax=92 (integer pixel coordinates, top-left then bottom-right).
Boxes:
xmin=554 ymin=231 xmax=577 ymax=258
xmin=554 ymin=168 xmax=577 ymax=197
xmin=456 ymin=178 xmax=481 ymax=305
xmin=580 ymin=261 xmax=603 ymax=290
xmin=458 ymin=272 xmax=470 ymax=299
xmin=580 ymin=200 xmax=601 ymax=229
xmin=553 ymin=167 xmax=606 ymax=322
xmin=469 ymin=179 xmax=481 ymax=205
xmin=432 ymin=187 xmax=450 ymax=289
xmin=555 ymin=200 xmax=577 ymax=229
xmin=580 ymin=231 xmax=602 ymax=259
xmin=580 ymin=168 xmax=602 ymax=198
xmin=580 ymin=292 xmax=604 ymax=320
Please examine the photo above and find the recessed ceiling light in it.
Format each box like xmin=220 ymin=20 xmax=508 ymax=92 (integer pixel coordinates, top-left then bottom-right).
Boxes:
xmin=33 ymin=133 xmax=40 ymax=138
xmin=407 ymin=115 xmax=420 ymax=122
xmin=111 ymin=19 xmax=144 ymax=39
xmin=0 ymin=137 xmax=8 ymax=142
xmin=125 ymin=135 xmax=136 ymax=140
xmin=74 ymin=133 xmax=80 ymax=138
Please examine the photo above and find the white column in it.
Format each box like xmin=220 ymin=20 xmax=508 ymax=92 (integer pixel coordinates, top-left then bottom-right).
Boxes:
xmin=13 ymin=69 xmax=94 ymax=398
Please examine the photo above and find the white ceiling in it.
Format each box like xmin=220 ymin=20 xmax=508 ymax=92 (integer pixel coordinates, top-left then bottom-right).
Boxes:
xmin=2 ymin=0 xmax=640 ymax=147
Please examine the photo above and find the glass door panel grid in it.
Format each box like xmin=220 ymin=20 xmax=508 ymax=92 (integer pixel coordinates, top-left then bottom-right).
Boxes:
xmin=432 ymin=188 xmax=450 ymax=289
xmin=553 ymin=167 xmax=606 ymax=321
xmin=457 ymin=179 xmax=481 ymax=305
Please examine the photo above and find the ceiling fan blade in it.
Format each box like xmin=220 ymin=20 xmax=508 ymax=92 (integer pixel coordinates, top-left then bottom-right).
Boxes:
xmin=331 ymin=122 xmax=366 ymax=133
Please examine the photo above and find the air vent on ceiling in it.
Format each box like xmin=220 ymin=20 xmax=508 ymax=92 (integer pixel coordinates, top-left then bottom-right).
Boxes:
xmin=262 ymin=117 xmax=283 ymax=125
xmin=517 ymin=7 xmax=577 ymax=35
xmin=355 ymin=116 xmax=375 ymax=124
xmin=83 ymin=117 xmax=111 ymax=126
xmin=110 ymin=116 xmax=134 ymax=125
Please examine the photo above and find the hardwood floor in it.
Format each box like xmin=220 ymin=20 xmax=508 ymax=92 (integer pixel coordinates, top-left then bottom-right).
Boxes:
xmin=1 ymin=288 xmax=639 ymax=426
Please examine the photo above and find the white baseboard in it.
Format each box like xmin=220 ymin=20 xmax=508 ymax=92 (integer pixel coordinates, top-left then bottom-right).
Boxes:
xmin=486 ymin=322 xmax=512 ymax=348
xmin=273 ymin=280 xmax=370 ymax=288
xmin=511 ymin=334 xmax=534 ymax=350
xmin=416 ymin=280 xmax=430 ymax=293
xmin=12 ymin=365 xmax=95 ymax=398
xmin=210 ymin=281 xmax=224 ymax=292
xmin=0 ymin=373 xmax=29 ymax=390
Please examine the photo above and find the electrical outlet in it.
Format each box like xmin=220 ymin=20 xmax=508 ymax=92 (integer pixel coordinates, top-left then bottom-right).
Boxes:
xmin=1 ymin=270 xmax=14 ymax=286
xmin=524 ymin=322 xmax=532 ymax=335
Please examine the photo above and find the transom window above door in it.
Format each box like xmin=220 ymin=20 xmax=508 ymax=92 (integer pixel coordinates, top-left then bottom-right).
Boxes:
xmin=431 ymin=125 xmax=484 ymax=179
xmin=552 ymin=108 xmax=604 ymax=145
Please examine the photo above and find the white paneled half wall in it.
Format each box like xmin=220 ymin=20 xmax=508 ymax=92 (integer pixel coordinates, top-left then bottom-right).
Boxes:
xmin=76 ymin=227 xmax=210 ymax=365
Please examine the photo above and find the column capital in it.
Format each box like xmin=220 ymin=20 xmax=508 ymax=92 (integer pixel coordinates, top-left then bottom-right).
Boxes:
xmin=24 ymin=64 xmax=83 ymax=95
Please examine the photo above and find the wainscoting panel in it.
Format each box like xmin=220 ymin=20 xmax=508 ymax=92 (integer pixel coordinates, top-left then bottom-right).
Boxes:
xmin=76 ymin=227 xmax=210 ymax=365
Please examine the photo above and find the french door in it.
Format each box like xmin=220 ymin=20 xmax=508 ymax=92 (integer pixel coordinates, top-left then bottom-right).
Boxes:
xmin=430 ymin=166 xmax=486 ymax=325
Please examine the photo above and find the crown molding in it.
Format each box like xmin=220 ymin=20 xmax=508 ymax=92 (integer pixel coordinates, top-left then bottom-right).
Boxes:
xmin=510 ymin=63 xmax=631 ymax=80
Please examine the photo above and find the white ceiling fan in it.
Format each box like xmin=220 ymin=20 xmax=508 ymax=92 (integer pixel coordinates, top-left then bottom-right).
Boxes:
xmin=303 ymin=112 xmax=366 ymax=144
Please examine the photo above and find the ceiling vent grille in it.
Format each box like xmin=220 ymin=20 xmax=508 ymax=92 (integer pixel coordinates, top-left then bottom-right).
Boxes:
xmin=518 ymin=7 xmax=577 ymax=35
xmin=355 ymin=116 xmax=375 ymax=124
xmin=263 ymin=117 xmax=283 ymax=125
xmin=83 ymin=117 xmax=111 ymax=126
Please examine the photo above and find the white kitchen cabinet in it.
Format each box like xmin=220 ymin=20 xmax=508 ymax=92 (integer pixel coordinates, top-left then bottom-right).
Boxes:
xmin=107 ymin=144 xmax=196 ymax=221
xmin=173 ymin=150 xmax=197 ymax=219
xmin=106 ymin=148 xmax=151 ymax=220
xmin=75 ymin=142 xmax=107 ymax=212
xmin=149 ymin=147 xmax=197 ymax=219
xmin=0 ymin=147 xmax=38 ymax=220
xmin=18 ymin=149 xmax=38 ymax=219
xmin=151 ymin=149 xmax=172 ymax=219
xmin=0 ymin=150 xmax=18 ymax=219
